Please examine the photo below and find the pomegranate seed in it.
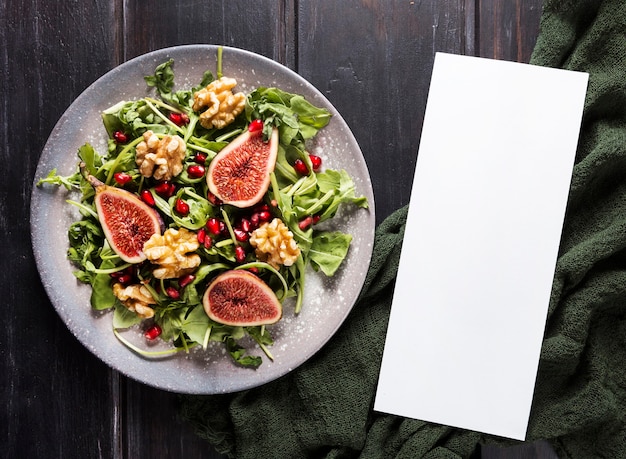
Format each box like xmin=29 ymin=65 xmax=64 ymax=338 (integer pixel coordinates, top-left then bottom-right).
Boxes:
xmin=247 ymin=267 xmax=259 ymax=274
xmin=258 ymin=210 xmax=271 ymax=222
xmin=309 ymin=154 xmax=322 ymax=171
xmin=175 ymin=199 xmax=190 ymax=215
xmin=197 ymin=228 xmax=206 ymax=244
xmin=145 ymin=324 xmax=162 ymax=340
xmin=114 ymin=172 xmax=132 ymax=185
xmin=113 ymin=131 xmax=128 ymax=143
xmin=255 ymin=203 xmax=270 ymax=212
xmin=235 ymin=246 xmax=246 ymax=263
xmin=187 ymin=164 xmax=205 ymax=178
xmin=194 ymin=152 xmax=207 ymax=164
xmin=207 ymin=217 xmax=222 ymax=235
xmin=239 ymin=218 xmax=251 ymax=233
xmin=234 ymin=228 xmax=249 ymax=242
xmin=312 ymin=215 xmax=321 ymax=224
xmin=203 ymin=236 xmax=213 ymax=249
xmin=117 ymin=274 xmax=133 ymax=284
xmin=140 ymin=190 xmax=155 ymax=206
xmin=166 ymin=286 xmax=180 ymax=299
xmin=293 ymin=159 xmax=309 ymax=176
xmin=250 ymin=213 xmax=260 ymax=229
xmin=178 ymin=274 xmax=195 ymax=288
xmin=169 ymin=112 xmax=190 ymax=126
xmin=154 ymin=181 xmax=176 ymax=198
xmin=248 ymin=119 xmax=264 ymax=133
xmin=298 ymin=216 xmax=313 ymax=230
xmin=207 ymin=191 xmax=222 ymax=206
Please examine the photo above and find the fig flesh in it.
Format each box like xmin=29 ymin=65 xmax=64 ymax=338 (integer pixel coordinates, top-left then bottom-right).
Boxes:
xmin=202 ymin=270 xmax=282 ymax=327
xmin=207 ymin=127 xmax=278 ymax=208
xmin=93 ymin=183 xmax=161 ymax=263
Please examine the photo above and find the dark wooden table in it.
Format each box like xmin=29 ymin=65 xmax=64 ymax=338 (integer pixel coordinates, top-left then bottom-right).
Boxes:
xmin=3 ymin=1 xmax=555 ymax=457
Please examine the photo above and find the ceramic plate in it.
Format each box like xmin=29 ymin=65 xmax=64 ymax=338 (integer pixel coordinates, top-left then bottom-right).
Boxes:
xmin=31 ymin=45 xmax=375 ymax=394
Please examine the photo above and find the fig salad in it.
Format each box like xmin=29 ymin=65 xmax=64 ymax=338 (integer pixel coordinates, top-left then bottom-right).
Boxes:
xmin=38 ymin=52 xmax=368 ymax=368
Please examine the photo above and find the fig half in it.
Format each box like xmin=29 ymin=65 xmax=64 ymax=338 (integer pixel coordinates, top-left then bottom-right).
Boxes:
xmin=207 ymin=127 xmax=279 ymax=208
xmin=92 ymin=182 xmax=161 ymax=263
xmin=202 ymin=270 xmax=282 ymax=327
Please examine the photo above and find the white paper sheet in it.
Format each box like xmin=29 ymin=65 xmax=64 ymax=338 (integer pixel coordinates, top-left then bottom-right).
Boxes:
xmin=373 ymin=53 xmax=588 ymax=441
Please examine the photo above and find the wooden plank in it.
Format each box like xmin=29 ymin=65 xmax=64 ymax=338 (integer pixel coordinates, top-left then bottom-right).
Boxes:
xmin=477 ymin=0 xmax=543 ymax=62
xmin=122 ymin=0 xmax=293 ymax=67
xmin=297 ymin=0 xmax=470 ymax=224
xmin=122 ymin=381 xmax=226 ymax=459
xmin=0 ymin=0 xmax=121 ymax=458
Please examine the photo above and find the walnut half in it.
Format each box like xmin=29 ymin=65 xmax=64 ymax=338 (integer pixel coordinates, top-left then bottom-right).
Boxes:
xmin=113 ymin=283 xmax=156 ymax=319
xmin=192 ymin=77 xmax=246 ymax=129
xmin=135 ymin=130 xmax=186 ymax=181
xmin=249 ymin=218 xmax=301 ymax=268
xmin=143 ymin=228 xmax=201 ymax=279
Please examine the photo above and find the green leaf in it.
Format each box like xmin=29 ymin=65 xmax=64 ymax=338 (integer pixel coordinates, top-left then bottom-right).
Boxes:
xmin=309 ymin=231 xmax=352 ymax=276
xmin=246 ymin=326 xmax=275 ymax=360
xmin=316 ymin=169 xmax=368 ymax=222
xmin=36 ymin=168 xmax=82 ymax=190
xmin=225 ymin=337 xmax=262 ymax=368
xmin=112 ymin=302 xmax=143 ymax=328
xmin=78 ymin=143 xmax=103 ymax=177
xmin=180 ymin=305 xmax=211 ymax=345
xmin=169 ymin=187 xmax=214 ymax=230
xmin=290 ymin=95 xmax=332 ymax=135
xmin=144 ymin=59 xmax=176 ymax=103
xmin=158 ymin=306 xmax=189 ymax=342
xmin=90 ymin=272 xmax=117 ymax=310
xmin=246 ymin=86 xmax=331 ymax=152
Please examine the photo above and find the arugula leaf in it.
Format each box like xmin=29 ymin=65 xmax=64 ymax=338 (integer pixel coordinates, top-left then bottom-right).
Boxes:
xmin=193 ymin=70 xmax=216 ymax=93
xmin=309 ymin=231 xmax=353 ymax=276
xmin=210 ymin=324 xmax=245 ymax=342
xmin=144 ymin=58 xmax=214 ymax=110
xmin=144 ymin=59 xmax=176 ymax=103
xmin=37 ymin=168 xmax=82 ymax=190
xmin=247 ymin=326 xmax=275 ymax=361
xmin=180 ymin=305 xmax=211 ymax=345
xmin=246 ymin=87 xmax=331 ymax=151
xmin=168 ymin=187 xmax=214 ymax=230
xmin=225 ymin=337 xmax=262 ymax=368
xmin=78 ymin=143 xmax=103 ymax=176
xmin=113 ymin=302 xmax=143 ymax=328
xmin=102 ymin=100 xmax=171 ymax=138
xmin=91 ymin=272 xmax=117 ymax=310
xmin=315 ymin=169 xmax=368 ymax=222
xmin=158 ymin=306 xmax=187 ymax=342
xmin=290 ymin=95 xmax=333 ymax=138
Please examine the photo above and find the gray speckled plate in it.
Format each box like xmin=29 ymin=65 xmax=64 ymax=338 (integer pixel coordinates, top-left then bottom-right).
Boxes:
xmin=30 ymin=45 xmax=375 ymax=394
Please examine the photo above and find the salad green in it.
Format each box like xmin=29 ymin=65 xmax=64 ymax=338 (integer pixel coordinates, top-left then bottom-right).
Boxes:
xmin=38 ymin=51 xmax=368 ymax=368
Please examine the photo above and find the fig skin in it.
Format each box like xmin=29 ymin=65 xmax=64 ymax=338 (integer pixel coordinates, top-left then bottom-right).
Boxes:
xmin=202 ymin=270 xmax=282 ymax=327
xmin=91 ymin=181 xmax=162 ymax=263
xmin=207 ymin=127 xmax=279 ymax=208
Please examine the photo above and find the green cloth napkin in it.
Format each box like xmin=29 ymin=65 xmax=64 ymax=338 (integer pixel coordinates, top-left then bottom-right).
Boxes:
xmin=180 ymin=0 xmax=626 ymax=457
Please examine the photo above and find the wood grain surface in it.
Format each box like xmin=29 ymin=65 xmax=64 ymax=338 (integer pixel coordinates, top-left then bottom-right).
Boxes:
xmin=2 ymin=1 xmax=546 ymax=457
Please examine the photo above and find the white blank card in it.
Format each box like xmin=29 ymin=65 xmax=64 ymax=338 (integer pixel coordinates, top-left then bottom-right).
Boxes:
xmin=374 ymin=53 xmax=588 ymax=441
